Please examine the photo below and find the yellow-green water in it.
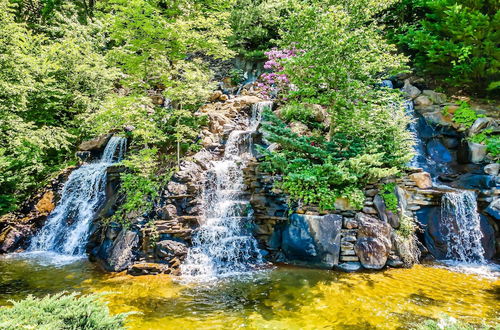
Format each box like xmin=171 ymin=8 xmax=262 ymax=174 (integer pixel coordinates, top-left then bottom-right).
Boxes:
xmin=0 ymin=256 xmax=498 ymax=329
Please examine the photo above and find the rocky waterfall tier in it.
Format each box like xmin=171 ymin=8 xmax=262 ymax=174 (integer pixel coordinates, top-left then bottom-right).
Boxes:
xmin=28 ymin=136 xmax=127 ymax=256
xmin=181 ymin=102 xmax=271 ymax=279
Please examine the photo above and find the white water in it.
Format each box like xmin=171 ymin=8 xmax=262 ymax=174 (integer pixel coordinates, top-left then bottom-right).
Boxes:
xmin=28 ymin=136 xmax=126 ymax=257
xmin=441 ymin=191 xmax=486 ymax=263
xmin=181 ymin=102 xmax=272 ymax=280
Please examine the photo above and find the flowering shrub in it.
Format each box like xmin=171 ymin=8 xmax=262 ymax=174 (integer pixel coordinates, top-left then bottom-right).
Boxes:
xmin=258 ymin=47 xmax=302 ymax=99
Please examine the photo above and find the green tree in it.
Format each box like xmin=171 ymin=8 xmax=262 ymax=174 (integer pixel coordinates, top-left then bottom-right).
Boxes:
xmin=397 ymin=0 xmax=500 ymax=94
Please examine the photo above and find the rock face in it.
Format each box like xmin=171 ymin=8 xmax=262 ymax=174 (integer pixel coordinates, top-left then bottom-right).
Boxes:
xmin=281 ymin=214 xmax=342 ymax=268
xmin=97 ymin=230 xmax=140 ymax=272
xmin=78 ymin=134 xmax=112 ymax=152
xmin=416 ymin=207 xmax=496 ymax=260
xmin=409 ymin=172 xmax=432 ymax=189
xmin=0 ymin=167 xmax=74 ymax=253
xmin=354 ymin=213 xmax=392 ymax=269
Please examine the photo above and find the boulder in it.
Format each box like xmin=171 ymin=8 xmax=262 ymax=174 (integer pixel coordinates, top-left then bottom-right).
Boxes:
xmin=35 ymin=191 xmax=55 ymax=214
xmin=402 ymin=80 xmax=421 ymax=99
xmin=336 ymin=262 xmax=362 ymax=272
xmin=354 ymin=213 xmax=392 ymax=269
xmin=281 ymin=213 xmax=342 ymax=268
xmin=422 ymin=90 xmax=447 ymax=104
xmin=100 ymin=230 xmax=140 ymax=272
xmin=167 ymin=181 xmax=188 ymax=196
xmin=78 ymin=134 xmax=112 ymax=152
xmin=373 ymin=194 xmax=400 ymax=229
xmin=128 ymin=263 xmax=169 ymax=276
xmin=0 ymin=226 xmax=31 ymax=253
xmin=423 ymin=111 xmax=453 ymax=127
xmin=414 ymin=95 xmax=433 ymax=107
xmin=416 ymin=206 xmax=496 ymax=260
xmin=468 ymin=142 xmax=487 ymax=163
xmin=409 ymin=172 xmax=433 ymax=189
xmin=484 ymin=163 xmax=500 ymax=176
xmin=452 ymin=174 xmax=497 ymax=190
xmin=355 ymin=238 xmax=389 ymax=270
xmin=155 ymin=239 xmax=188 ymax=261
xmin=469 ymin=117 xmax=491 ymax=136
xmin=485 ymin=198 xmax=500 ymax=220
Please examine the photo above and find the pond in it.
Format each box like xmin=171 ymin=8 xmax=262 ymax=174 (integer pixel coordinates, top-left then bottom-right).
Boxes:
xmin=0 ymin=255 xmax=498 ymax=329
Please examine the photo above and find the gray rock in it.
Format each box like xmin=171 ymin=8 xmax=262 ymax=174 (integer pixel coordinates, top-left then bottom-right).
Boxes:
xmin=374 ymin=194 xmax=400 ymax=229
xmin=423 ymin=111 xmax=452 ymax=127
xmin=78 ymin=134 xmax=112 ymax=152
xmin=362 ymin=207 xmax=377 ymax=214
xmin=167 ymin=181 xmax=188 ymax=196
xmin=155 ymin=239 xmax=188 ymax=260
xmin=416 ymin=207 xmax=496 ymax=260
xmin=422 ymin=90 xmax=447 ymax=104
xmin=414 ymin=95 xmax=433 ymax=107
xmin=484 ymin=163 xmax=500 ymax=176
xmin=468 ymin=142 xmax=487 ymax=163
xmin=281 ymin=213 xmax=342 ymax=268
xmin=469 ymin=117 xmax=491 ymax=135
xmin=354 ymin=213 xmax=392 ymax=269
xmin=485 ymin=198 xmax=500 ymax=220
xmin=102 ymin=230 xmax=140 ymax=272
xmin=452 ymin=174 xmax=497 ymax=190
xmin=402 ymin=80 xmax=421 ymax=99
xmin=336 ymin=262 xmax=362 ymax=272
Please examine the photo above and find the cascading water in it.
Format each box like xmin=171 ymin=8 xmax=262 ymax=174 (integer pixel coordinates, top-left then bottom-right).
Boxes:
xmin=28 ymin=136 xmax=127 ymax=256
xmin=181 ymin=102 xmax=272 ymax=280
xmin=440 ymin=191 xmax=486 ymax=264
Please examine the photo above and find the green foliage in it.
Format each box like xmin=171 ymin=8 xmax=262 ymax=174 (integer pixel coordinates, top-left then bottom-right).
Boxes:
xmin=278 ymin=0 xmax=408 ymax=106
xmin=229 ymin=68 xmax=245 ymax=85
xmin=380 ymin=183 xmax=398 ymax=213
xmin=102 ymin=0 xmax=233 ymax=94
xmin=255 ymin=1 xmax=414 ymax=210
xmin=279 ymin=103 xmax=322 ymax=128
xmin=397 ymin=0 xmax=499 ymax=95
xmin=451 ymin=102 xmax=484 ymax=128
xmin=0 ymin=1 xmax=117 ymax=214
xmin=0 ymin=292 xmax=126 ymax=329
xmin=486 ymin=136 xmax=500 ymax=159
xmin=397 ymin=214 xmax=416 ymax=239
xmin=260 ymin=109 xmax=406 ymax=210
xmin=229 ymin=0 xmax=290 ymax=59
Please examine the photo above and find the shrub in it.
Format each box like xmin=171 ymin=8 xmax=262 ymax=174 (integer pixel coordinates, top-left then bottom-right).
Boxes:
xmin=0 ymin=292 xmax=127 ymax=329
xmin=397 ymin=0 xmax=499 ymax=95
xmin=229 ymin=0 xmax=291 ymax=60
xmin=381 ymin=183 xmax=399 ymax=213
xmin=451 ymin=102 xmax=484 ymax=128
xmin=259 ymin=108 xmax=407 ymax=210
xmin=279 ymin=103 xmax=318 ymax=127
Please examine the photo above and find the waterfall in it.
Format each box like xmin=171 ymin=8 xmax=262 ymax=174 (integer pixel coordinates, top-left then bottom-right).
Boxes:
xmin=440 ymin=191 xmax=486 ymax=264
xmin=181 ymin=102 xmax=272 ymax=280
xmin=28 ymin=136 xmax=127 ymax=256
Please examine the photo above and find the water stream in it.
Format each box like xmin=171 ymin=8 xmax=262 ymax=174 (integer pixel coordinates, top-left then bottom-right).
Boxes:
xmin=441 ymin=191 xmax=486 ymax=264
xmin=28 ymin=136 xmax=127 ymax=258
xmin=181 ymin=102 xmax=272 ymax=280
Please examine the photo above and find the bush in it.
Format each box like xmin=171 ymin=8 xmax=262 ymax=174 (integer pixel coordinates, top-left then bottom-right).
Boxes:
xmin=0 ymin=292 xmax=126 ymax=329
xmin=397 ymin=0 xmax=499 ymax=95
xmin=451 ymin=102 xmax=484 ymax=128
xmin=229 ymin=0 xmax=291 ymax=60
